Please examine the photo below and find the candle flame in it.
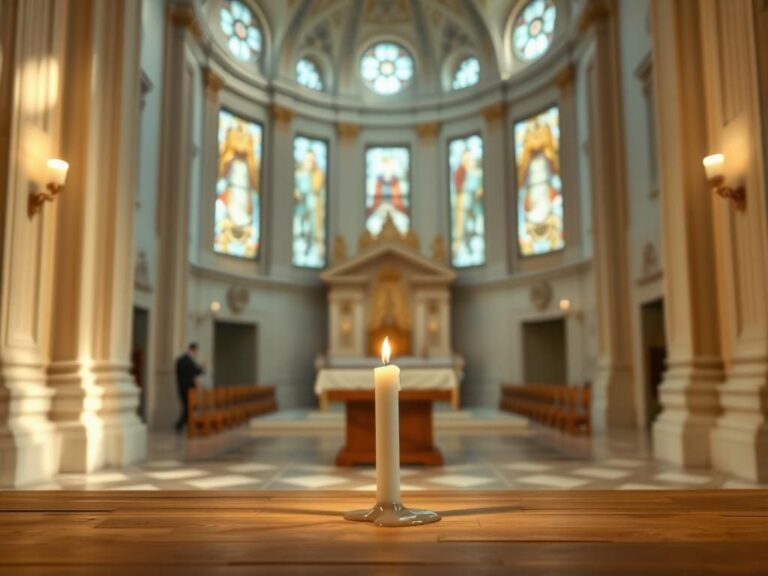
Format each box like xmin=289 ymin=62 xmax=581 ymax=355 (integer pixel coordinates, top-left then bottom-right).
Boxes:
xmin=381 ymin=337 xmax=391 ymax=365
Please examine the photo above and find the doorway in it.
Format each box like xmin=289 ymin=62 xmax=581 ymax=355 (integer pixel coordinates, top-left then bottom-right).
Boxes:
xmin=130 ymin=307 xmax=150 ymax=422
xmin=214 ymin=321 xmax=258 ymax=387
xmin=641 ymin=299 xmax=667 ymax=428
xmin=522 ymin=318 xmax=567 ymax=384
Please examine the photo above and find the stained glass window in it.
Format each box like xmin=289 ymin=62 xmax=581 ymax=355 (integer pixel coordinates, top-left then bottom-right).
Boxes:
xmin=365 ymin=147 xmax=411 ymax=235
xmin=292 ymin=136 xmax=328 ymax=268
xmin=360 ymin=43 xmax=414 ymax=95
xmin=219 ymin=0 xmax=262 ymax=63
xmin=296 ymin=58 xmax=323 ymax=91
xmin=214 ymin=109 xmax=262 ymax=259
xmin=449 ymin=135 xmax=485 ymax=267
xmin=512 ymin=0 xmax=557 ymax=62
xmin=514 ymin=106 xmax=564 ymax=256
xmin=452 ymin=57 xmax=480 ymax=90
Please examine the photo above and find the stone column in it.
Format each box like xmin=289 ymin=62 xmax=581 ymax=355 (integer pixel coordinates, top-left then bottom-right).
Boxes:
xmin=649 ymin=0 xmax=724 ymax=468
xmin=269 ymin=104 xmax=295 ymax=275
xmin=151 ymin=5 xmax=200 ymax=429
xmin=582 ymin=0 xmax=636 ymax=430
xmin=0 ymin=0 xmax=64 ymax=487
xmin=480 ymin=103 xmax=507 ymax=275
xmin=335 ymin=123 xmax=362 ymax=247
xmin=415 ymin=122 xmax=440 ymax=247
xmin=700 ymin=0 xmax=768 ymax=483
xmin=47 ymin=0 xmax=146 ymax=472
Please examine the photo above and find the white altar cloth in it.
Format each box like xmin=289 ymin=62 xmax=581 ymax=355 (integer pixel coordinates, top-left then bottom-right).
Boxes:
xmin=314 ymin=367 xmax=458 ymax=397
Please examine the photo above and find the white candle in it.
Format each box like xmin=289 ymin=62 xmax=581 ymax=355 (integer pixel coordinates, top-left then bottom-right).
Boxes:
xmin=374 ymin=337 xmax=401 ymax=504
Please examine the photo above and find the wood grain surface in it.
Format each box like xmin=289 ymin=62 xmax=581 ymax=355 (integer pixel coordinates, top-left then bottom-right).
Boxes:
xmin=0 ymin=490 xmax=767 ymax=575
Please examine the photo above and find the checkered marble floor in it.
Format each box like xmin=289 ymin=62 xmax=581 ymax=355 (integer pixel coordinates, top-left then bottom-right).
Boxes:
xmin=23 ymin=422 xmax=768 ymax=491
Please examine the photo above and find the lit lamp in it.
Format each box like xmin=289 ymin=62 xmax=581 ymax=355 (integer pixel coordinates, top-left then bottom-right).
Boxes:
xmin=195 ymin=301 xmax=221 ymax=323
xmin=28 ymin=159 xmax=69 ymax=217
xmin=560 ymin=298 xmax=582 ymax=320
xmin=703 ymin=153 xmax=746 ymax=210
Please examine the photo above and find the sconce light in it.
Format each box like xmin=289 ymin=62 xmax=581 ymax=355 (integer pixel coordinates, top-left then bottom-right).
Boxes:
xmin=703 ymin=154 xmax=746 ymax=211
xmin=559 ymin=298 xmax=583 ymax=320
xmin=195 ymin=301 xmax=221 ymax=323
xmin=28 ymin=159 xmax=69 ymax=217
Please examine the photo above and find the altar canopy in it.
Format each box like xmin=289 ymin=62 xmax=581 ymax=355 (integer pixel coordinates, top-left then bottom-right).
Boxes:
xmin=315 ymin=215 xmax=464 ymax=407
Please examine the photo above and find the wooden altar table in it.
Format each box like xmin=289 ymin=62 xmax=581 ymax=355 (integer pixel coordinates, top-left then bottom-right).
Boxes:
xmin=328 ymin=388 xmax=451 ymax=466
xmin=1 ymin=490 xmax=767 ymax=575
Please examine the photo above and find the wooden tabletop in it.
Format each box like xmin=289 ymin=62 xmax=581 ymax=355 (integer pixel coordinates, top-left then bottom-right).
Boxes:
xmin=1 ymin=490 xmax=767 ymax=575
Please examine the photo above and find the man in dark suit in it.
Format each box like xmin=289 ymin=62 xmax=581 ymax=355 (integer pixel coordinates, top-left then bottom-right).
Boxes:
xmin=175 ymin=342 xmax=204 ymax=433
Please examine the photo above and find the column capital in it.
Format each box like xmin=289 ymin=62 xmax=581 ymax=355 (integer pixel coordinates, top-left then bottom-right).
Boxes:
xmin=481 ymin=102 xmax=506 ymax=125
xmin=336 ymin=122 xmax=360 ymax=141
xmin=416 ymin=122 xmax=440 ymax=141
xmin=270 ymin=104 xmax=294 ymax=127
xmin=553 ymin=63 xmax=575 ymax=90
xmin=578 ymin=0 xmax=613 ymax=33
xmin=204 ymin=68 xmax=225 ymax=100
xmin=167 ymin=4 xmax=203 ymax=41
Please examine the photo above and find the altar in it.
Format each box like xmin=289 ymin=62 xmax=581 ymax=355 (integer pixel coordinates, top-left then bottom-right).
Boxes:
xmin=314 ymin=215 xmax=464 ymax=408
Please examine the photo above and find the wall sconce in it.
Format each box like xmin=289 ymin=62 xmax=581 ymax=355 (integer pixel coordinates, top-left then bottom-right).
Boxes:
xmin=28 ymin=159 xmax=69 ymax=217
xmin=703 ymin=154 xmax=746 ymax=211
xmin=195 ymin=301 xmax=221 ymax=323
xmin=559 ymin=298 xmax=583 ymax=320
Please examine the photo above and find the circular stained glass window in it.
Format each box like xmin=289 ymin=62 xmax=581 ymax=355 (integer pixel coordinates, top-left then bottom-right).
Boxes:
xmin=360 ymin=42 xmax=414 ymax=95
xmin=296 ymin=58 xmax=323 ymax=91
xmin=452 ymin=57 xmax=480 ymax=90
xmin=219 ymin=0 xmax=262 ymax=63
xmin=512 ymin=0 xmax=557 ymax=62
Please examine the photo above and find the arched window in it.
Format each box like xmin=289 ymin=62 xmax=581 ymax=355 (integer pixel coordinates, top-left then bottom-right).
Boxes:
xmin=512 ymin=0 xmax=557 ymax=62
xmin=296 ymin=58 xmax=324 ymax=91
xmin=452 ymin=57 xmax=480 ymax=90
xmin=360 ymin=42 xmax=414 ymax=95
xmin=219 ymin=0 xmax=262 ymax=63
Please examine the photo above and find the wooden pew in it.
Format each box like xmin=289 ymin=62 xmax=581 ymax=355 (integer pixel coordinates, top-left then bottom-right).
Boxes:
xmin=187 ymin=384 xmax=277 ymax=437
xmin=500 ymin=383 xmax=591 ymax=434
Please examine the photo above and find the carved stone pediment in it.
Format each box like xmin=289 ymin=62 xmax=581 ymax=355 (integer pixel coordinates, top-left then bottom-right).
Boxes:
xmin=321 ymin=217 xmax=457 ymax=359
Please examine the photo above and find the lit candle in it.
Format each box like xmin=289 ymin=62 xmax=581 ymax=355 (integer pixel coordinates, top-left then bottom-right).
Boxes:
xmin=46 ymin=158 xmax=69 ymax=187
xmin=374 ymin=337 xmax=400 ymax=504
xmin=703 ymin=153 xmax=725 ymax=182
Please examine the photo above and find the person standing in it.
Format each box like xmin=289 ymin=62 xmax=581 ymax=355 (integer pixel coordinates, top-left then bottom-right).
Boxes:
xmin=175 ymin=342 xmax=204 ymax=434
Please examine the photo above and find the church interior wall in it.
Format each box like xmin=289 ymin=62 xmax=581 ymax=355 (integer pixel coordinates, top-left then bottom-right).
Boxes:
xmin=145 ymin=0 xmax=602 ymax=416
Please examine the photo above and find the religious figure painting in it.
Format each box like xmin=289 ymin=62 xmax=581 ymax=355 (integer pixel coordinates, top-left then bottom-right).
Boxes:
xmin=292 ymin=136 xmax=328 ymax=268
xmin=448 ymin=134 xmax=485 ymax=267
xmin=514 ymin=106 xmax=564 ymax=256
xmin=214 ymin=109 xmax=262 ymax=259
xmin=365 ymin=146 xmax=411 ymax=235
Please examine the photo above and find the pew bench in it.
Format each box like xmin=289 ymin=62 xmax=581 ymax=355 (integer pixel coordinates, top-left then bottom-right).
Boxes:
xmin=187 ymin=384 xmax=277 ymax=437
xmin=500 ymin=383 xmax=591 ymax=434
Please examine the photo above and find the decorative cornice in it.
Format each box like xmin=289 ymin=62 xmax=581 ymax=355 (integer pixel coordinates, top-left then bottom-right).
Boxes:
xmin=480 ymin=102 xmax=506 ymax=124
xmin=578 ymin=0 xmax=613 ymax=33
xmin=336 ymin=122 xmax=360 ymax=140
xmin=270 ymin=104 xmax=295 ymax=126
xmin=167 ymin=4 xmax=203 ymax=40
xmin=204 ymin=68 xmax=225 ymax=98
xmin=416 ymin=122 xmax=440 ymax=141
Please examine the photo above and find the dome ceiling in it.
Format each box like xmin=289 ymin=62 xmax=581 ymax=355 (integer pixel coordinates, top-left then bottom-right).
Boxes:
xmin=276 ymin=0 xmax=510 ymax=95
